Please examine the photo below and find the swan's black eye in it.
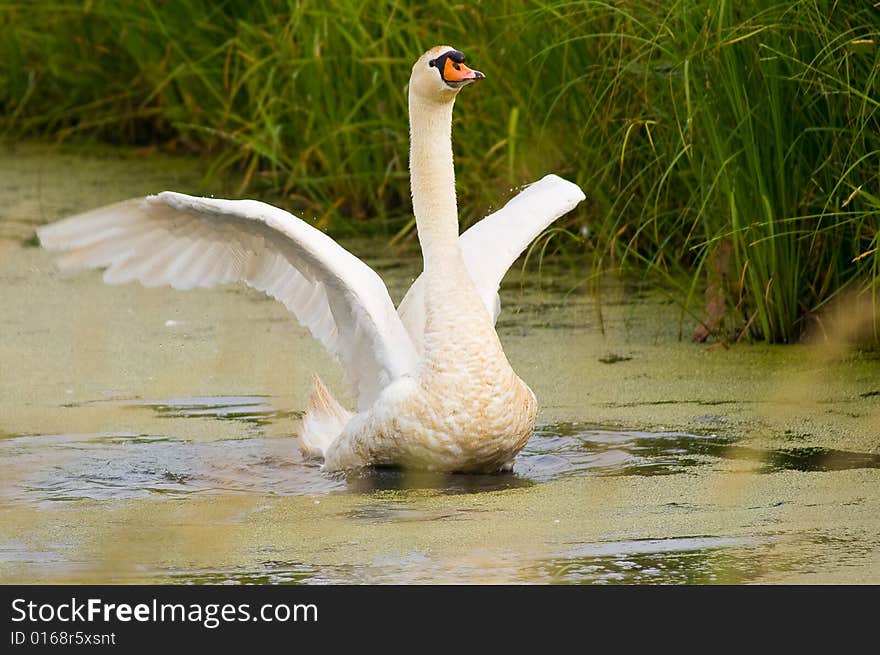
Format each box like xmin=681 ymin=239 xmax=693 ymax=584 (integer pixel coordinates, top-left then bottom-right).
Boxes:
xmin=429 ymin=50 xmax=465 ymax=73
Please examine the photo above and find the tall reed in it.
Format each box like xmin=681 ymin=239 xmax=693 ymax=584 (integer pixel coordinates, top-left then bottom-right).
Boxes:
xmin=1 ymin=0 xmax=877 ymax=341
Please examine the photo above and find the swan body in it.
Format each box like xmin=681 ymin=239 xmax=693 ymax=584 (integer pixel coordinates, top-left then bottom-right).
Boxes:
xmin=37 ymin=46 xmax=585 ymax=473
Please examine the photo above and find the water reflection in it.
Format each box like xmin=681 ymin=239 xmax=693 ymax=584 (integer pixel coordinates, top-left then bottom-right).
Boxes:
xmin=70 ymin=395 xmax=300 ymax=427
xmin=760 ymin=447 xmax=880 ymax=473
xmin=540 ymin=536 xmax=771 ymax=585
xmin=165 ymin=535 xmax=777 ymax=585
xmin=3 ymin=396 xmax=880 ymax=505
xmin=521 ymin=423 xmax=880 ymax=478
xmin=343 ymin=467 xmax=532 ymax=495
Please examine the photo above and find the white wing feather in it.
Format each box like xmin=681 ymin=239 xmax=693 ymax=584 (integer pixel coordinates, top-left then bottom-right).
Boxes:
xmin=398 ymin=174 xmax=585 ymax=350
xmin=37 ymin=192 xmax=418 ymax=409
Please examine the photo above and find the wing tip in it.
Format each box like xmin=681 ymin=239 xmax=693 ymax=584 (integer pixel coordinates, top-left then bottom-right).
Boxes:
xmin=34 ymin=223 xmax=54 ymax=250
xmin=152 ymin=190 xmax=191 ymax=208
xmin=536 ymin=173 xmax=586 ymax=203
xmin=35 ymin=220 xmax=81 ymax=252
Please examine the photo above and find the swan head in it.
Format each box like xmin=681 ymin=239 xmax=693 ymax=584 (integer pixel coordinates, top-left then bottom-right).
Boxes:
xmin=410 ymin=46 xmax=484 ymax=103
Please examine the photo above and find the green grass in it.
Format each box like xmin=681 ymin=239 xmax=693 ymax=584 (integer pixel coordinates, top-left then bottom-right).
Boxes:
xmin=1 ymin=0 xmax=878 ymax=342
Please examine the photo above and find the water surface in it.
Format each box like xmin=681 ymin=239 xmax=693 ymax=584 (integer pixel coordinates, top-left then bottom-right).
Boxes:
xmin=1 ymin=144 xmax=879 ymax=584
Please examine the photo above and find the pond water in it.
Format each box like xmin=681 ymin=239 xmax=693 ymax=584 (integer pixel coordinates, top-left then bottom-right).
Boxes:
xmin=1 ymin=143 xmax=879 ymax=584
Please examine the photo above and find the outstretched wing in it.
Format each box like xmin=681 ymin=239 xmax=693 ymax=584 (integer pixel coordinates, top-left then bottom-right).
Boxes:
xmin=398 ymin=174 xmax=585 ymax=350
xmin=37 ymin=192 xmax=418 ymax=409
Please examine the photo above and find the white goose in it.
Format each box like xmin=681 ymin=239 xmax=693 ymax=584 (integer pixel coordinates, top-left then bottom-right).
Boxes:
xmin=38 ymin=46 xmax=585 ymax=473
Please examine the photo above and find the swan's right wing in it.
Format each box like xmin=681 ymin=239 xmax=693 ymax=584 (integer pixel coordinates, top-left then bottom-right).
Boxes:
xmin=398 ymin=174 xmax=585 ymax=349
xmin=38 ymin=192 xmax=418 ymax=409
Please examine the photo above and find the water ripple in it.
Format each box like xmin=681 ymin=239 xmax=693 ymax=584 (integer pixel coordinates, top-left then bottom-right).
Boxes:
xmin=3 ymin=396 xmax=878 ymax=503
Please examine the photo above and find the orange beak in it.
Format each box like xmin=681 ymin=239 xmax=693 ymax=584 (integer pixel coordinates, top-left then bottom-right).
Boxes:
xmin=443 ymin=57 xmax=485 ymax=84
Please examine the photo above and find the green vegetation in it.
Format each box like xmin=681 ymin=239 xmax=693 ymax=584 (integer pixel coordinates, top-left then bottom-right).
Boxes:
xmin=1 ymin=0 xmax=878 ymax=342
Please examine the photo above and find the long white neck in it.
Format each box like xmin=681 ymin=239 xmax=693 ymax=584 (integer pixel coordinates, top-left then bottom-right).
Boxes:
xmin=408 ymin=92 xmax=463 ymax=273
xmin=408 ymin=83 xmax=506 ymax=372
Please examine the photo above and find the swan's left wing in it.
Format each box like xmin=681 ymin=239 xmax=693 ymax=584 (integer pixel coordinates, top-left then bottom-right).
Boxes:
xmin=38 ymin=192 xmax=418 ymax=409
xmin=398 ymin=174 xmax=585 ymax=348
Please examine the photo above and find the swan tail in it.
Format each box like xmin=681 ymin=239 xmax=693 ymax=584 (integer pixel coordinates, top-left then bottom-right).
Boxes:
xmin=299 ymin=374 xmax=352 ymax=458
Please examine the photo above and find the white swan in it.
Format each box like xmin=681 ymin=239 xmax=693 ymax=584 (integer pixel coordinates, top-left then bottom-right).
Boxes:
xmin=37 ymin=46 xmax=585 ymax=473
